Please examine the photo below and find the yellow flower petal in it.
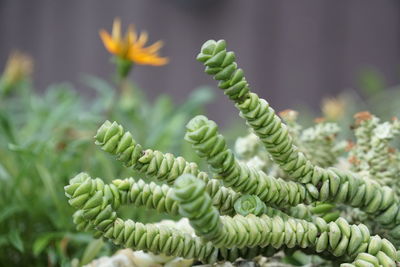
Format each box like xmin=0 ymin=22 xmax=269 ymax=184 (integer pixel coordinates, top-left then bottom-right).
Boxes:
xmin=99 ymin=30 xmax=120 ymax=54
xmin=142 ymin=41 xmax=164 ymax=54
xmin=99 ymin=18 xmax=168 ymax=66
xmin=130 ymin=52 xmax=169 ymax=66
xmin=112 ymin=18 xmax=121 ymax=42
xmin=137 ymin=31 xmax=148 ymax=47
xmin=127 ymin=25 xmax=137 ymax=45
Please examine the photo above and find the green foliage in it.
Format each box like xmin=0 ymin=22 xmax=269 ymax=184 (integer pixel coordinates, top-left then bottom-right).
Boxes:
xmin=65 ymin=39 xmax=400 ymax=267
xmin=0 ymin=73 xmax=214 ymax=265
xmin=358 ymin=67 xmax=386 ymax=97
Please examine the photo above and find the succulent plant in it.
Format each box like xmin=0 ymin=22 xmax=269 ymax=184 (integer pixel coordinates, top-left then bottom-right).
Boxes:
xmin=65 ymin=39 xmax=400 ymax=266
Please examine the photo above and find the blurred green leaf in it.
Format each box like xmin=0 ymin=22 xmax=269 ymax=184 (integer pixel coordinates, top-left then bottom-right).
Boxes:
xmin=0 ymin=236 xmax=8 ymax=247
xmin=283 ymin=251 xmax=311 ymax=266
xmin=80 ymin=239 xmax=104 ymax=265
xmin=9 ymin=230 xmax=24 ymax=253
xmin=358 ymin=67 xmax=386 ymax=97
xmin=0 ymin=204 xmax=22 ymax=224
xmin=0 ymin=110 xmax=16 ymax=143
xmin=33 ymin=233 xmax=61 ymax=257
xmin=0 ymin=162 xmax=11 ymax=181
xmin=179 ymin=86 xmax=214 ymax=113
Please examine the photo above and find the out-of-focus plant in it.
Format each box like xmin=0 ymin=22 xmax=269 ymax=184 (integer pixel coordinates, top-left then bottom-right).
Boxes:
xmin=291 ymin=67 xmax=400 ymax=143
xmin=0 ymin=50 xmax=33 ymax=96
xmin=308 ymin=68 xmax=399 ymax=131
xmin=0 ymin=19 xmax=214 ymax=266
xmin=358 ymin=67 xmax=386 ymax=97
xmin=321 ymin=96 xmax=346 ymax=122
xmin=0 ymin=81 xmax=108 ymax=266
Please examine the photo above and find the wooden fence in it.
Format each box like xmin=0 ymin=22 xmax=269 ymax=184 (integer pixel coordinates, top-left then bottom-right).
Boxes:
xmin=0 ymin=0 xmax=399 ymax=123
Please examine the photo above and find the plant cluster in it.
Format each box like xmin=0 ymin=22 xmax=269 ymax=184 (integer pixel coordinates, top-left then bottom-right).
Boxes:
xmin=65 ymin=40 xmax=400 ymax=266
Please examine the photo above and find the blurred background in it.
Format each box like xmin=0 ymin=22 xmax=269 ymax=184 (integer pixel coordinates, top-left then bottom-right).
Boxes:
xmin=1 ymin=0 xmax=399 ymax=124
xmin=2 ymin=1 xmax=400 ymax=266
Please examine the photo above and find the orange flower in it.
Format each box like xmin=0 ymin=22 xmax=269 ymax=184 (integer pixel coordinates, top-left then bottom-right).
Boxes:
xmin=2 ymin=51 xmax=33 ymax=85
xmin=99 ymin=18 xmax=168 ymax=66
xmin=354 ymin=111 xmax=372 ymax=126
xmin=321 ymin=97 xmax=345 ymax=121
xmin=1 ymin=50 xmax=33 ymax=94
xmin=278 ymin=109 xmax=298 ymax=122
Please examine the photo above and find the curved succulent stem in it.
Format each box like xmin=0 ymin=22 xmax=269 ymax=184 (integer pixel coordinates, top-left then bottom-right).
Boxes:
xmin=64 ymin=173 xmax=219 ymax=262
xmin=95 ymin=120 xmax=240 ymax=215
xmin=68 ymin=173 xmax=248 ymax=218
xmin=196 ymin=39 xmax=400 ymax=234
xmin=185 ymin=115 xmax=314 ymax=207
xmin=172 ymin=174 xmax=399 ymax=266
xmin=65 ymin=173 xmax=280 ymax=263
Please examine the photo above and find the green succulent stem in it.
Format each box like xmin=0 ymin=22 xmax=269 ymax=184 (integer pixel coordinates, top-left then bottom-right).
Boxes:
xmin=69 ymin=173 xmax=245 ymax=218
xmin=171 ymin=174 xmax=399 ymax=266
xmin=65 ymin=173 xmax=278 ymax=263
xmin=94 ymin=120 xmax=240 ymax=215
xmin=185 ymin=115 xmax=315 ymax=207
xmin=196 ymin=39 xmax=400 ymax=235
xmin=65 ymin=38 xmax=400 ymax=266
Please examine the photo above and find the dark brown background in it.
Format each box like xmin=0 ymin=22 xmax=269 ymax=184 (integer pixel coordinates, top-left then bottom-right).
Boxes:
xmin=1 ymin=0 xmax=399 ymax=124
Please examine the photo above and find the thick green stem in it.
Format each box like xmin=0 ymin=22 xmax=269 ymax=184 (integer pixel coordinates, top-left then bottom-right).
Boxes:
xmin=196 ymin=39 xmax=400 ymax=235
xmin=65 ymin=173 xmax=278 ymax=263
xmin=172 ymin=174 xmax=399 ymax=266
xmin=185 ymin=115 xmax=314 ymax=207
xmin=94 ymin=120 xmax=241 ymax=215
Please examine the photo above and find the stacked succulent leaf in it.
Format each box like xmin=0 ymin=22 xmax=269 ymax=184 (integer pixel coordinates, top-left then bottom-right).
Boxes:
xmin=65 ymin=40 xmax=400 ymax=266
